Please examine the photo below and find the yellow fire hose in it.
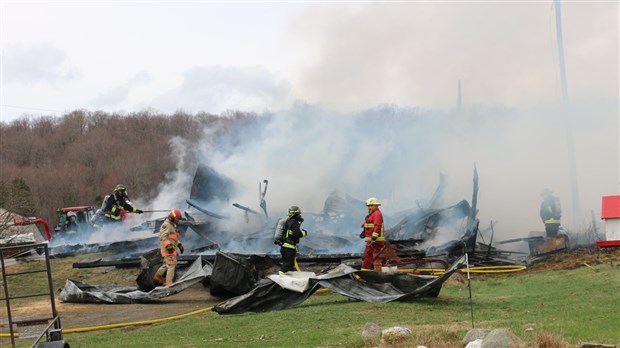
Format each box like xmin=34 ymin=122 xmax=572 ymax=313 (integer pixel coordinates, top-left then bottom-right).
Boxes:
xmin=398 ymin=265 xmax=527 ymax=275
xmin=0 ymin=265 xmax=526 ymax=339
xmin=0 ymin=306 xmax=215 ymax=338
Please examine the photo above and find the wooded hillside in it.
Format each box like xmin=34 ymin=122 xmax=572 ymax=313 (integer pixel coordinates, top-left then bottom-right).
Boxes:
xmin=0 ymin=109 xmax=263 ymax=226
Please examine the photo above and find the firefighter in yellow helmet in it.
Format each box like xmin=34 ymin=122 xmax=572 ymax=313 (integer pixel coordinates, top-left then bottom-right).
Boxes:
xmin=102 ymin=184 xmax=143 ymax=223
xmin=360 ymin=197 xmax=385 ymax=271
xmin=277 ymin=206 xmax=308 ymax=275
xmin=153 ymin=209 xmax=184 ymax=286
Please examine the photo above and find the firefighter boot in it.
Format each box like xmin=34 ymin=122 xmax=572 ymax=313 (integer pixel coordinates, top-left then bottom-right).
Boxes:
xmin=153 ymin=274 xmax=165 ymax=286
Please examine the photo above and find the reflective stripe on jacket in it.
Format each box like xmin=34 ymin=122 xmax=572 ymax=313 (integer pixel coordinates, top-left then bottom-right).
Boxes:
xmin=362 ymin=208 xmax=385 ymax=242
xmin=103 ymin=193 xmax=137 ymax=220
xmin=540 ymin=195 xmax=561 ymax=225
xmin=159 ymin=219 xmax=180 ymax=257
xmin=281 ymin=218 xmax=307 ymax=249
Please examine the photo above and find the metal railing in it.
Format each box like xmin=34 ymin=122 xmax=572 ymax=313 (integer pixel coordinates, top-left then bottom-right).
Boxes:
xmin=0 ymin=243 xmax=62 ymax=348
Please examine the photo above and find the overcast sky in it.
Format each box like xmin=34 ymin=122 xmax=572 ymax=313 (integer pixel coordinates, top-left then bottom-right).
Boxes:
xmin=2 ymin=1 xmax=619 ymax=243
xmin=1 ymin=1 xmax=617 ymax=122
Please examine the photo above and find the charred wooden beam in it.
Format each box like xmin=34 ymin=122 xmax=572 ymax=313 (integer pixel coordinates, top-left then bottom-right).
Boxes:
xmin=186 ymin=199 xmax=227 ymax=219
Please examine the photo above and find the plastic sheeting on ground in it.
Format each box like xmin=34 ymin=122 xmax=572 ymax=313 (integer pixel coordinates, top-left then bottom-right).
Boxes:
xmin=59 ymin=257 xmax=212 ymax=304
xmin=213 ymin=255 xmax=466 ymax=314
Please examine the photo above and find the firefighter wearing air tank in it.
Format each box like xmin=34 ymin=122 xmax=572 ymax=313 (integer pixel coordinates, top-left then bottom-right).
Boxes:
xmin=102 ymin=184 xmax=143 ymax=223
xmin=360 ymin=197 xmax=385 ymax=271
xmin=277 ymin=206 xmax=308 ymax=275
xmin=540 ymin=189 xmax=562 ymax=237
xmin=153 ymin=209 xmax=184 ymax=286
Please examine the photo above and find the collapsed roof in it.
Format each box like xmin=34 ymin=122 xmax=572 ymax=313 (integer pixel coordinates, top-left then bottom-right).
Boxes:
xmin=176 ymin=164 xmax=481 ymax=261
xmin=45 ymin=163 xmax=482 ymax=264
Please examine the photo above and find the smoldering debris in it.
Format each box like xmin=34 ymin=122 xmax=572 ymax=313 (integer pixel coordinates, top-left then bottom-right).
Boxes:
xmin=45 ymin=163 xmax=537 ymax=267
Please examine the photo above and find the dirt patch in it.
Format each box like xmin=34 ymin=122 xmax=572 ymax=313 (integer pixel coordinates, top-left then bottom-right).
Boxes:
xmin=2 ymin=246 xmax=619 ymax=342
xmin=526 ymin=247 xmax=620 ymax=272
xmin=7 ymin=284 xmax=220 ymax=328
xmin=59 ymin=284 xmax=221 ymax=328
xmin=0 ymin=253 xmax=224 ymax=342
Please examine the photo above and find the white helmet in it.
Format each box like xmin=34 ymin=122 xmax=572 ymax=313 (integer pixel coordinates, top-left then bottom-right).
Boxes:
xmin=366 ymin=197 xmax=381 ymax=206
xmin=67 ymin=211 xmax=78 ymax=220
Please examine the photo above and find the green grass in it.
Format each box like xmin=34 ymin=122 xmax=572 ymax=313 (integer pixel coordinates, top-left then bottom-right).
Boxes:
xmin=65 ymin=262 xmax=620 ymax=347
xmin=0 ymin=253 xmax=136 ymax=307
xmin=4 ymin=258 xmax=620 ymax=347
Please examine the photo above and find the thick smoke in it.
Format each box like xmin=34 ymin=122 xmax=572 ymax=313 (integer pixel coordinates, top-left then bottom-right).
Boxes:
xmin=287 ymin=2 xmax=618 ymax=112
xmin=143 ymin=1 xmax=618 ymax=247
xmin=182 ymin=100 xmax=617 ymax=245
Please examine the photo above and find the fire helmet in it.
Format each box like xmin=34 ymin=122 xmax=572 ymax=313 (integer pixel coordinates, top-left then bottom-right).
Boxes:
xmin=169 ymin=209 xmax=182 ymax=222
xmin=288 ymin=206 xmax=301 ymax=216
xmin=114 ymin=184 xmax=127 ymax=193
xmin=366 ymin=197 xmax=381 ymax=206
xmin=67 ymin=211 xmax=77 ymax=220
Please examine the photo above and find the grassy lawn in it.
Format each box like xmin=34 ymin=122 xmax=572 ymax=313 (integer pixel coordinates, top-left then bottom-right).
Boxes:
xmin=2 ymin=251 xmax=619 ymax=347
xmin=58 ymin=261 xmax=620 ymax=347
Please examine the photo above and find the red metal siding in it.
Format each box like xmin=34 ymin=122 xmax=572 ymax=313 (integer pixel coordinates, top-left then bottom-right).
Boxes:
xmin=601 ymin=195 xmax=620 ymax=219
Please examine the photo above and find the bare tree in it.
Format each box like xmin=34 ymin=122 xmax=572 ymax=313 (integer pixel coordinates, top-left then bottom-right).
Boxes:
xmin=0 ymin=110 xmax=259 ymax=226
xmin=0 ymin=178 xmax=38 ymax=239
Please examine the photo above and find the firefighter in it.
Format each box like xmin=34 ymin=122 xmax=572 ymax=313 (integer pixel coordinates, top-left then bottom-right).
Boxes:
xmin=360 ymin=197 xmax=385 ymax=271
xmin=61 ymin=211 xmax=80 ymax=242
xmin=102 ymin=184 xmax=143 ymax=223
xmin=540 ymin=189 xmax=562 ymax=237
xmin=90 ymin=209 xmax=105 ymax=230
xmin=65 ymin=211 xmax=79 ymax=234
xmin=277 ymin=206 xmax=308 ymax=275
xmin=153 ymin=209 xmax=184 ymax=286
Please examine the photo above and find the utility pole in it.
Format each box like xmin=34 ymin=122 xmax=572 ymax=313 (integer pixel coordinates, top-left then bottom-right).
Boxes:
xmin=554 ymin=0 xmax=581 ymax=229
xmin=457 ymin=80 xmax=462 ymax=110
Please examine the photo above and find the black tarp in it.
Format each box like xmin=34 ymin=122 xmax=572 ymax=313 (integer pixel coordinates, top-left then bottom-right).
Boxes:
xmin=59 ymin=257 xmax=212 ymax=304
xmin=213 ymin=254 xmax=465 ymax=314
xmin=209 ymin=252 xmax=280 ymax=297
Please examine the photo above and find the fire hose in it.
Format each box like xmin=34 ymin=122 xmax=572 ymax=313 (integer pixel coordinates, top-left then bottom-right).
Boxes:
xmin=0 ymin=306 xmax=216 ymax=338
xmin=398 ymin=265 xmax=527 ymax=275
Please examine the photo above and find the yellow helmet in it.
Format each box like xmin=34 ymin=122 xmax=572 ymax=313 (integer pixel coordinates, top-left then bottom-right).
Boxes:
xmin=366 ymin=197 xmax=381 ymax=206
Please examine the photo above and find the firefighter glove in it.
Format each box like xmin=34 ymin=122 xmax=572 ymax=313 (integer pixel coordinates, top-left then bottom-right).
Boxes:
xmin=301 ymin=229 xmax=308 ymax=236
xmin=178 ymin=243 xmax=184 ymax=254
xmin=359 ymin=232 xmax=365 ymax=239
xmin=371 ymin=236 xmax=377 ymax=242
xmin=135 ymin=209 xmax=144 ymax=214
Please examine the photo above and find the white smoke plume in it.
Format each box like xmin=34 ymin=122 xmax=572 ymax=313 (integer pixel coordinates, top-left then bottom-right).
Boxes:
xmin=146 ymin=99 xmax=614 ymax=246
xmin=144 ymin=1 xmax=618 ymax=246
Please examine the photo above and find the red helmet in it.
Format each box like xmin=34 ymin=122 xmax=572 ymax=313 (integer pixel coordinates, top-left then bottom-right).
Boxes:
xmin=169 ymin=209 xmax=182 ymax=222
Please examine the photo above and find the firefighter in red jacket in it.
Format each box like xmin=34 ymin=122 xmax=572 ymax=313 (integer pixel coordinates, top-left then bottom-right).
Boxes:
xmin=360 ymin=197 xmax=385 ymax=271
xmin=153 ymin=209 xmax=184 ymax=286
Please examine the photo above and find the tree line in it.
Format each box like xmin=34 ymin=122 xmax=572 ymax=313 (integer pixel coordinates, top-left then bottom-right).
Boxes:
xmin=0 ymin=109 xmax=263 ymax=227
